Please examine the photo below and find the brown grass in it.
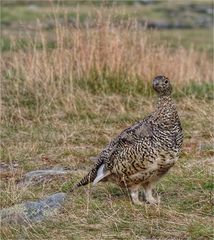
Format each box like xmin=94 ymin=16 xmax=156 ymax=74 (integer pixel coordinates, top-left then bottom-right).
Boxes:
xmin=1 ymin=12 xmax=212 ymax=120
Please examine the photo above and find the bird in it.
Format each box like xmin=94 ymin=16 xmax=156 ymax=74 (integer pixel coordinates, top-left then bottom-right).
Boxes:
xmin=69 ymin=75 xmax=183 ymax=205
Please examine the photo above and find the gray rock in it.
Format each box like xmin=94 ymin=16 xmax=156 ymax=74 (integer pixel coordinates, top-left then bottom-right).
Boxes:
xmin=27 ymin=5 xmax=39 ymax=11
xmin=0 ymin=192 xmax=66 ymax=225
xmin=136 ymin=0 xmax=157 ymax=4
xmin=89 ymin=156 xmax=98 ymax=162
xmin=0 ymin=163 xmax=19 ymax=172
xmin=18 ymin=167 xmax=71 ymax=187
xmin=0 ymin=162 xmax=20 ymax=179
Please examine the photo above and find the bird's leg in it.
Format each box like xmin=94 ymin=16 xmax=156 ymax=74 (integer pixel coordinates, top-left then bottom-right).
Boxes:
xmin=143 ymin=182 xmax=159 ymax=205
xmin=129 ymin=185 xmax=143 ymax=205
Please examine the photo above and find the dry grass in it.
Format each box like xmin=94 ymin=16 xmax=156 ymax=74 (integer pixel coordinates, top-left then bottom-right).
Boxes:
xmin=1 ymin=12 xmax=213 ymax=119
xmin=1 ymin=8 xmax=214 ymax=240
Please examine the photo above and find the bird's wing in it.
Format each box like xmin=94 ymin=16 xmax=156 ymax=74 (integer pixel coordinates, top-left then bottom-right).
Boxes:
xmin=93 ymin=117 xmax=152 ymax=184
xmin=96 ymin=115 xmax=152 ymax=162
xmin=72 ymin=117 xmax=153 ymax=189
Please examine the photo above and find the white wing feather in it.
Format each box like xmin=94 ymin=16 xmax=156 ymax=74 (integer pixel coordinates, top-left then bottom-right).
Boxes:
xmin=93 ymin=164 xmax=110 ymax=185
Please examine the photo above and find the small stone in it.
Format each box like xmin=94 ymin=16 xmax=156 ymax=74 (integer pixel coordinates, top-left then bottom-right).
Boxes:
xmin=0 ymin=192 xmax=66 ymax=225
xmin=17 ymin=167 xmax=72 ymax=187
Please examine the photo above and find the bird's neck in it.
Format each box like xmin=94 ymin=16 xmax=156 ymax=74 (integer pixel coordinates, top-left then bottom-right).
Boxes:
xmin=152 ymin=95 xmax=178 ymax=127
xmin=156 ymin=95 xmax=174 ymax=109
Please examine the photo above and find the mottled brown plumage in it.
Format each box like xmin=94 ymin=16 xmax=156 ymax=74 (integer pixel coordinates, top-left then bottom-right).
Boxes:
xmin=70 ymin=75 xmax=183 ymax=205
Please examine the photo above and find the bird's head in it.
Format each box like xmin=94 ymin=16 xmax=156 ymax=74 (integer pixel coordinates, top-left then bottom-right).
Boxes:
xmin=152 ymin=75 xmax=172 ymax=96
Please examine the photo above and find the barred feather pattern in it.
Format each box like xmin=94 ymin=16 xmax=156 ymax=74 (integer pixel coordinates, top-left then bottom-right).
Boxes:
xmin=70 ymin=76 xmax=183 ymax=192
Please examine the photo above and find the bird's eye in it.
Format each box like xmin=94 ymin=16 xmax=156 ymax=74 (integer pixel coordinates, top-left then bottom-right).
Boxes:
xmin=164 ymin=80 xmax=168 ymax=84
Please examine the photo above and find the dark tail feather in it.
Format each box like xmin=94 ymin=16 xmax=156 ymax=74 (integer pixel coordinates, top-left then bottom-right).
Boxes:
xmin=68 ymin=170 xmax=96 ymax=193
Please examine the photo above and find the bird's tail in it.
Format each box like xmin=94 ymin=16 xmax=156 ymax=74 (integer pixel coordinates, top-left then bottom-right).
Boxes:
xmin=68 ymin=160 xmax=110 ymax=193
xmin=68 ymin=169 xmax=96 ymax=193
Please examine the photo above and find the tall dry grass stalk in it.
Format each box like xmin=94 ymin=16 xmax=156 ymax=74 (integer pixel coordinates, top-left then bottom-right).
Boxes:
xmin=1 ymin=10 xmax=212 ymax=119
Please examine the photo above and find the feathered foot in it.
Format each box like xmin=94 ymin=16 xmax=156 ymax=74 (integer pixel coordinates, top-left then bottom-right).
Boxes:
xmin=143 ymin=183 xmax=159 ymax=205
xmin=130 ymin=185 xmax=143 ymax=205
